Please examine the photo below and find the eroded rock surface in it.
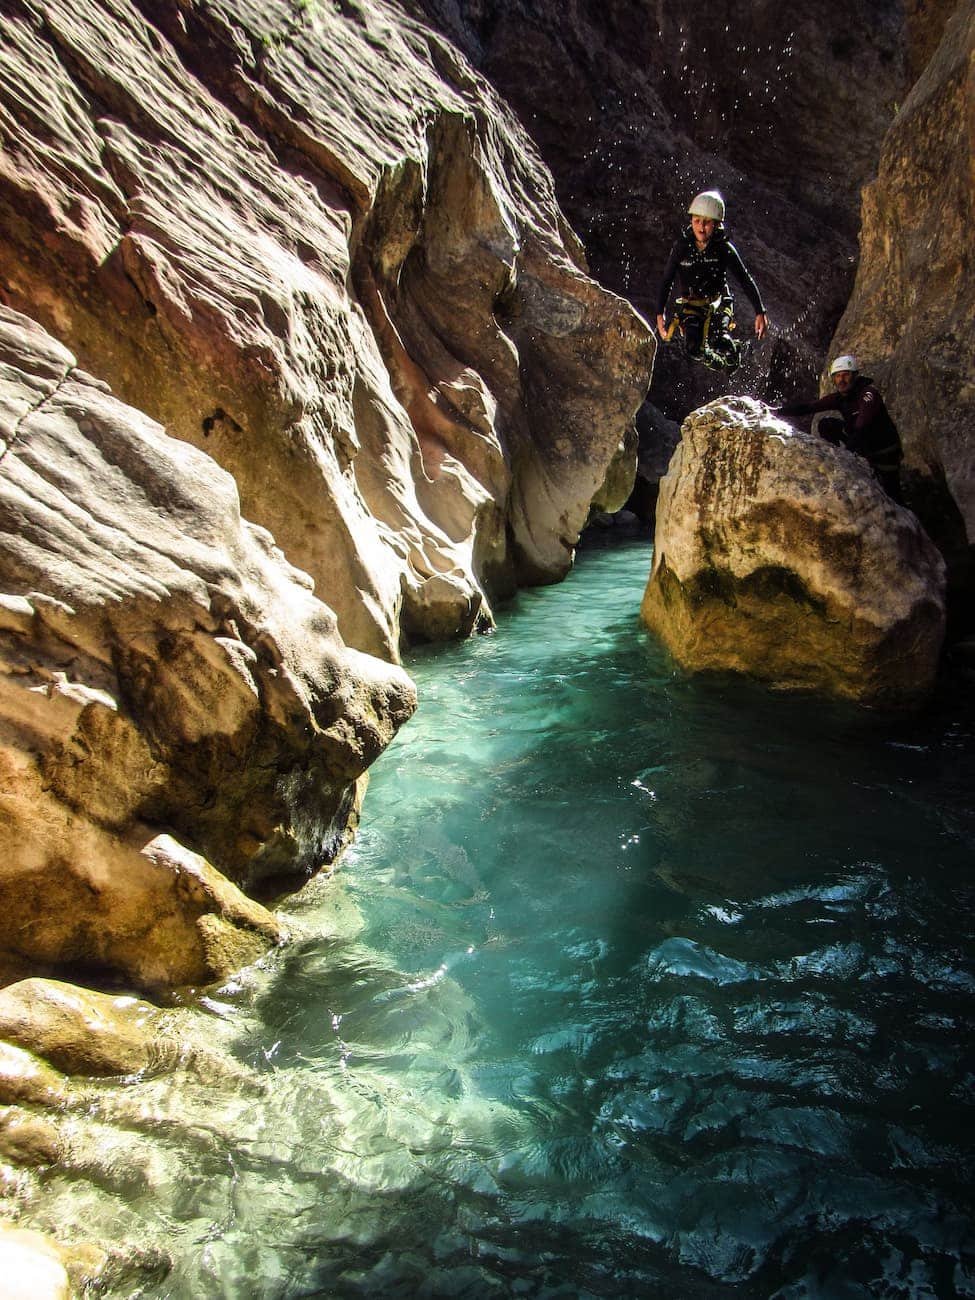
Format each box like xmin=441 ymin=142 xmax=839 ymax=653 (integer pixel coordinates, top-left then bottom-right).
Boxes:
xmin=0 ymin=0 xmax=653 ymax=661
xmin=641 ymin=398 xmax=946 ymax=707
xmin=0 ymin=307 xmax=415 ymax=989
xmin=827 ymin=0 xmax=975 ymax=605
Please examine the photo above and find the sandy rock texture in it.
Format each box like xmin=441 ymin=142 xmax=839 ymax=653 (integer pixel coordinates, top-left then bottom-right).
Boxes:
xmin=0 ymin=307 xmax=415 ymax=989
xmin=641 ymin=398 xmax=946 ymax=707
xmin=0 ymin=0 xmax=653 ymax=663
xmin=827 ymin=0 xmax=975 ymax=608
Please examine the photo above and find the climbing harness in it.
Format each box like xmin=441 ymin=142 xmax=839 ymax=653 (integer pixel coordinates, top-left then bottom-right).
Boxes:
xmin=663 ymin=296 xmax=743 ymax=372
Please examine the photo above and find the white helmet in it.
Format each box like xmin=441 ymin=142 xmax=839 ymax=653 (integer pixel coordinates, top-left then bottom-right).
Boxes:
xmin=829 ymin=354 xmax=858 ymax=375
xmin=688 ymin=190 xmax=726 ymax=221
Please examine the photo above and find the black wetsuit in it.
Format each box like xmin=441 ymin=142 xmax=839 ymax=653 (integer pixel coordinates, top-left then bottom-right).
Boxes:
xmin=657 ymin=225 xmax=766 ymax=369
xmin=778 ymin=376 xmax=903 ymax=502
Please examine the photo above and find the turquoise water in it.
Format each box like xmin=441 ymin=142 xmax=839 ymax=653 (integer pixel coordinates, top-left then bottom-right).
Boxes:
xmin=223 ymin=537 xmax=975 ymax=1298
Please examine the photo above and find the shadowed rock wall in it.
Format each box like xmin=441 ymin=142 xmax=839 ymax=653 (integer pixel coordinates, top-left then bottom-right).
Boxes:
xmin=404 ymin=0 xmax=905 ymax=415
xmin=827 ymin=0 xmax=975 ymax=615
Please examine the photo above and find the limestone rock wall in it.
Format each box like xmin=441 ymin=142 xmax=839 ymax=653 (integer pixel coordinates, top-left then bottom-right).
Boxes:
xmin=0 ymin=0 xmax=653 ymax=664
xmin=827 ymin=0 xmax=975 ymax=607
xmin=641 ymin=398 xmax=946 ymax=708
xmin=0 ymin=306 xmax=415 ymax=990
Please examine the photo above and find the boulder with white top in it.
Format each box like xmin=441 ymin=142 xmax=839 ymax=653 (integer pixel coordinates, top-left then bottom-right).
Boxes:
xmin=641 ymin=397 xmax=946 ymax=707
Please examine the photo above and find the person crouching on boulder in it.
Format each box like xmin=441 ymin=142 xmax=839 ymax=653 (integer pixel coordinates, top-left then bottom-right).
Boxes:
xmin=655 ymin=189 xmax=769 ymax=373
xmin=775 ymin=355 xmax=904 ymax=503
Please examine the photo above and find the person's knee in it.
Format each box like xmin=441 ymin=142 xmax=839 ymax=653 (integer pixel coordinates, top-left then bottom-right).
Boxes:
xmin=709 ymin=332 xmax=740 ymax=368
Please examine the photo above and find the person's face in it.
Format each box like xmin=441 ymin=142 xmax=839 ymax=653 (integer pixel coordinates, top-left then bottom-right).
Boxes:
xmin=832 ymin=369 xmax=854 ymax=394
xmin=691 ymin=215 xmax=715 ymax=245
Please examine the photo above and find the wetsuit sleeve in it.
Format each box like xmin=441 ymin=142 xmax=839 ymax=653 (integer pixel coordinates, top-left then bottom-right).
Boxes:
xmin=852 ymin=387 xmax=882 ymax=431
xmin=777 ymin=394 xmax=840 ymax=417
xmin=724 ymin=242 xmax=766 ymax=314
xmin=656 ymin=242 xmax=682 ymax=315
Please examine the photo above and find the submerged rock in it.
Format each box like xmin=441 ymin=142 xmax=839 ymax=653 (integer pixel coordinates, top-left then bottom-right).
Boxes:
xmin=0 ymin=978 xmax=255 ymax=1089
xmin=641 ymin=398 xmax=946 ymax=707
xmin=0 ymin=308 xmax=415 ymax=989
xmin=0 ymin=1042 xmax=68 ymax=1110
xmin=0 ymin=980 xmax=169 ymax=1080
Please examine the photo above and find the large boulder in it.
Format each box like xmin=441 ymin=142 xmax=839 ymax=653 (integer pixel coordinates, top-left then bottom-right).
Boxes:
xmin=0 ymin=307 xmax=415 ymax=990
xmin=827 ymin=0 xmax=975 ymax=607
xmin=641 ymin=398 xmax=946 ymax=707
xmin=0 ymin=0 xmax=653 ymax=661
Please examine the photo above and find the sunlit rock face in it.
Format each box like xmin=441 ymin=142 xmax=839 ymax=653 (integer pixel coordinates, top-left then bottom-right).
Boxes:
xmin=0 ymin=0 xmax=652 ymax=662
xmin=0 ymin=980 xmax=170 ymax=1079
xmin=827 ymin=0 xmax=975 ymax=607
xmin=0 ymin=308 xmax=415 ymax=989
xmin=0 ymin=1228 xmax=73 ymax=1300
xmin=405 ymin=0 xmax=905 ymax=418
xmin=0 ymin=978 xmax=268 ymax=1294
xmin=641 ymin=398 xmax=946 ymax=708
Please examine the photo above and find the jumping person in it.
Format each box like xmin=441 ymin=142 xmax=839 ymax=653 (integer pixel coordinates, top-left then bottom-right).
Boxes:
xmin=656 ymin=190 xmax=768 ymax=372
xmin=776 ymin=355 xmax=904 ymax=502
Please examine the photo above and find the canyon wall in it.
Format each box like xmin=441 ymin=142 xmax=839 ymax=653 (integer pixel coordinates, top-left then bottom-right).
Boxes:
xmin=827 ymin=0 xmax=975 ymax=614
xmin=0 ymin=0 xmax=653 ymax=665
xmin=0 ymin=0 xmax=653 ymax=999
xmin=0 ymin=304 xmax=417 ymax=989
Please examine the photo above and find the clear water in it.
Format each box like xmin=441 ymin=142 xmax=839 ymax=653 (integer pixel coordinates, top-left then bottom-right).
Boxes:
xmin=87 ymin=537 xmax=975 ymax=1296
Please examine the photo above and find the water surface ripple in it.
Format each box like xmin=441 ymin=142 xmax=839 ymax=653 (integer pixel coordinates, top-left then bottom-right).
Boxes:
xmin=190 ymin=539 xmax=975 ymax=1295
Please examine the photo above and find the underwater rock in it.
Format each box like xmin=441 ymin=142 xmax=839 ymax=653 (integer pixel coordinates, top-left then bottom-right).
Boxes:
xmin=0 ymin=307 xmax=415 ymax=989
xmin=0 ymin=1106 xmax=63 ymax=1168
xmin=641 ymin=397 xmax=946 ymax=707
xmin=0 ymin=978 xmax=254 ymax=1087
xmin=0 ymin=1042 xmax=68 ymax=1110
